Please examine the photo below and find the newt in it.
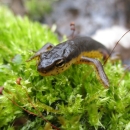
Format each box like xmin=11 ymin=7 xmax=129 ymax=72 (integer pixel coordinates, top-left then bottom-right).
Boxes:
xmin=27 ymin=36 xmax=110 ymax=88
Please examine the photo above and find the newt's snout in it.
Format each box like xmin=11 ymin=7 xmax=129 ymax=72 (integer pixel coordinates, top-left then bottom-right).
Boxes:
xmin=37 ymin=64 xmax=51 ymax=74
xmin=37 ymin=64 xmax=41 ymax=70
xmin=37 ymin=64 xmax=46 ymax=73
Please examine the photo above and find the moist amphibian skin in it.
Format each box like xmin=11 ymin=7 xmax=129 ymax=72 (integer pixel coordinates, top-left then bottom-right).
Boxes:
xmin=27 ymin=36 xmax=110 ymax=88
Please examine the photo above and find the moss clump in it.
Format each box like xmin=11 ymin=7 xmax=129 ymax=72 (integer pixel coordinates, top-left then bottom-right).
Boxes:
xmin=0 ymin=6 xmax=130 ymax=130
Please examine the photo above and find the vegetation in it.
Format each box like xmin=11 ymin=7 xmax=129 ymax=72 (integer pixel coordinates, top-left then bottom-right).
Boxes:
xmin=25 ymin=0 xmax=54 ymax=21
xmin=0 ymin=6 xmax=130 ymax=130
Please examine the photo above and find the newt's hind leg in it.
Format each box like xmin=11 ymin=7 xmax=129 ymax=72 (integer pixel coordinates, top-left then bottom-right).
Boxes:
xmin=80 ymin=56 xmax=109 ymax=88
xmin=27 ymin=43 xmax=54 ymax=62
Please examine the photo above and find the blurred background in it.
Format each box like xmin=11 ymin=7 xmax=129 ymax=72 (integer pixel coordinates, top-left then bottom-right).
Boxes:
xmin=0 ymin=0 xmax=130 ymax=66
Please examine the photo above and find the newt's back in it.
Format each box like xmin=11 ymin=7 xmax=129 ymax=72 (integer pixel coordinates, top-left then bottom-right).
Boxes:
xmin=70 ymin=36 xmax=109 ymax=54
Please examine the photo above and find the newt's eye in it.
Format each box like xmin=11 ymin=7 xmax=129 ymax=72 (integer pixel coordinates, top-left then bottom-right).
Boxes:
xmin=55 ymin=59 xmax=65 ymax=68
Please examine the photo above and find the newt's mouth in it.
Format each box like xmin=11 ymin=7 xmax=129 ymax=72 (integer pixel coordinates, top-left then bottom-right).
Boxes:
xmin=37 ymin=64 xmax=67 ymax=76
xmin=38 ymin=69 xmax=60 ymax=76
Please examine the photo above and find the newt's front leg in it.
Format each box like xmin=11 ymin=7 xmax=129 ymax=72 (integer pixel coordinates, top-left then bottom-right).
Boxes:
xmin=80 ymin=56 xmax=109 ymax=88
xmin=27 ymin=43 xmax=54 ymax=62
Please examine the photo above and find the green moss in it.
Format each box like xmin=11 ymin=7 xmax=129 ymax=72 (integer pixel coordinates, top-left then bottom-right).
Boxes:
xmin=0 ymin=6 xmax=130 ymax=130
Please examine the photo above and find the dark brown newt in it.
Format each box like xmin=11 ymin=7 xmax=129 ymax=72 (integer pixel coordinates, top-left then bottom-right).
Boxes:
xmin=27 ymin=36 xmax=110 ymax=88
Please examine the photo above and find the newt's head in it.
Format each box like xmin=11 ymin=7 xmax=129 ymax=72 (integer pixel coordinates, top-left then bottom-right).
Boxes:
xmin=37 ymin=42 xmax=76 ymax=76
